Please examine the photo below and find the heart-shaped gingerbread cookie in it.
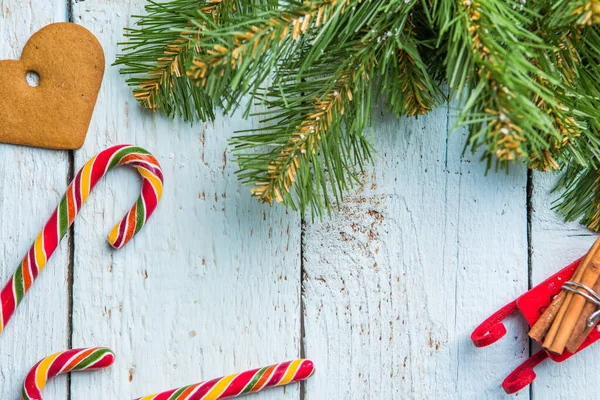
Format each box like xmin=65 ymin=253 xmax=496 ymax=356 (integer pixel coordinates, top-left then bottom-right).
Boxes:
xmin=0 ymin=23 xmax=104 ymax=150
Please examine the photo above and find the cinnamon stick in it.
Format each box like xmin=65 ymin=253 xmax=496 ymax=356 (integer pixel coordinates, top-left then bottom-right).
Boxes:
xmin=547 ymin=252 xmax=600 ymax=354
xmin=543 ymin=292 xmax=572 ymax=347
xmin=566 ymin=277 xmax=600 ymax=352
xmin=529 ymin=291 xmax=566 ymax=342
xmin=529 ymin=237 xmax=600 ymax=343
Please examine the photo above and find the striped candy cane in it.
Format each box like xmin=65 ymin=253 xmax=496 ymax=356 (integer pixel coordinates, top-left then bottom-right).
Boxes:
xmin=22 ymin=347 xmax=116 ymax=400
xmin=22 ymin=351 xmax=313 ymax=400
xmin=137 ymin=359 xmax=315 ymax=400
xmin=0 ymin=145 xmax=163 ymax=334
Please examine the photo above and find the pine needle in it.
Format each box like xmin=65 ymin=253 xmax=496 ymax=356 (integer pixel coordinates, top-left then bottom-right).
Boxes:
xmin=116 ymin=0 xmax=600 ymax=228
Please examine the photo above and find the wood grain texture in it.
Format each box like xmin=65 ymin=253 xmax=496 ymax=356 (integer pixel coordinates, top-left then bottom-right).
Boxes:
xmin=2 ymin=2 xmax=587 ymax=399
xmin=302 ymin=104 xmax=530 ymax=399
xmin=530 ymin=171 xmax=599 ymax=398
xmin=69 ymin=1 xmax=301 ymax=399
xmin=0 ymin=3 xmax=70 ymax=399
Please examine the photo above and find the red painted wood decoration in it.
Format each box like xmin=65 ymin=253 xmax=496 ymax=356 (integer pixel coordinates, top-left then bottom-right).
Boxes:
xmin=471 ymin=257 xmax=600 ymax=394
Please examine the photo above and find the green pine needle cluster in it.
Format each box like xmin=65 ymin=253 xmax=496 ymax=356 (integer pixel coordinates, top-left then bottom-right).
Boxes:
xmin=116 ymin=0 xmax=600 ymax=228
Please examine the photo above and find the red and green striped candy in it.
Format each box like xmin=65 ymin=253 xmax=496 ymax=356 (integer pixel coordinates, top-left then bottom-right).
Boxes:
xmin=22 ymin=347 xmax=116 ymax=400
xmin=137 ymin=359 xmax=315 ymax=400
xmin=0 ymin=144 xmax=163 ymax=334
xmin=21 ymin=351 xmax=313 ymax=400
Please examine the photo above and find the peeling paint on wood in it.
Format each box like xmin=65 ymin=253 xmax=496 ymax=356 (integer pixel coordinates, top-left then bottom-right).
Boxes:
xmin=302 ymin=104 xmax=529 ymax=399
xmin=69 ymin=1 xmax=301 ymax=399
xmin=0 ymin=2 xmax=69 ymax=399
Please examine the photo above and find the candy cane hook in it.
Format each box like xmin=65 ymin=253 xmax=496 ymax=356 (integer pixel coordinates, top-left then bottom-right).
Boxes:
xmin=22 ymin=348 xmax=116 ymax=400
xmin=0 ymin=145 xmax=163 ymax=334
xmin=137 ymin=359 xmax=315 ymax=400
xmin=22 ymin=350 xmax=314 ymax=400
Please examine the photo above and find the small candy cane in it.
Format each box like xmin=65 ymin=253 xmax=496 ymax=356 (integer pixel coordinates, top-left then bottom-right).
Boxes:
xmin=22 ymin=347 xmax=115 ymax=400
xmin=137 ymin=359 xmax=315 ymax=400
xmin=0 ymin=145 xmax=163 ymax=334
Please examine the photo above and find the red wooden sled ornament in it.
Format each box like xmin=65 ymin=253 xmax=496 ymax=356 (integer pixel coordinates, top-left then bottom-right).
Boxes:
xmin=471 ymin=257 xmax=600 ymax=394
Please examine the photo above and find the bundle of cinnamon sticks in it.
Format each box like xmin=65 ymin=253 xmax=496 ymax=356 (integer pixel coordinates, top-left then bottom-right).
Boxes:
xmin=529 ymin=238 xmax=600 ymax=354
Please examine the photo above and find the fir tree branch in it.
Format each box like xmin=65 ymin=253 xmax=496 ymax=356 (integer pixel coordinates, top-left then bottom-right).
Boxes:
xmin=186 ymin=0 xmax=360 ymax=111
xmin=115 ymin=0 xmax=278 ymax=120
xmin=231 ymin=0 xmax=415 ymax=214
xmin=384 ymin=11 xmax=443 ymax=117
xmin=434 ymin=0 xmax=580 ymax=169
xmin=554 ymin=163 xmax=600 ymax=230
xmin=232 ymin=52 xmax=371 ymax=214
xmin=576 ymin=0 xmax=600 ymax=26
xmin=546 ymin=0 xmax=600 ymax=27
xmin=115 ymin=0 xmax=600 ymax=228
xmin=132 ymin=1 xmax=226 ymax=115
xmin=533 ymin=24 xmax=600 ymax=170
xmin=115 ymin=0 xmax=229 ymax=121
xmin=247 ymin=73 xmax=353 ymax=206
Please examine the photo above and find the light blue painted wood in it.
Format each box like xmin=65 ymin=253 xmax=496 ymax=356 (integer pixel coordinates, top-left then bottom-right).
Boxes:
xmin=530 ymin=171 xmax=598 ymax=399
xmin=70 ymin=1 xmax=302 ymax=399
xmin=3 ymin=1 xmax=579 ymax=399
xmin=303 ymin=103 xmax=530 ymax=399
xmin=0 ymin=2 xmax=70 ymax=399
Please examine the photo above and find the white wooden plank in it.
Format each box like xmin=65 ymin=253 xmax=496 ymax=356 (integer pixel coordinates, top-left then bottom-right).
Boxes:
xmin=302 ymin=104 xmax=530 ymax=399
xmin=530 ymin=171 xmax=599 ymax=398
xmin=0 ymin=2 xmax=70 ymax=399
xmin=70 ymin=1 xmax=302 ymax=399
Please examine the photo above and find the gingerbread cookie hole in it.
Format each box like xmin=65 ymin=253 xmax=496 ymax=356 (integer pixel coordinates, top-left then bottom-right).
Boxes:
xmin=25 ymin=70 xmax=40 ymax=87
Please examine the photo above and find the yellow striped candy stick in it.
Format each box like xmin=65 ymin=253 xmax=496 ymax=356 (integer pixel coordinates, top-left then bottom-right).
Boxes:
xmin=0 ymin=145 xmax=163 ymax=334
xmin=137 ymin=359 xmax=315 ymax=400
xmin=22 ymin=347 xmax=115 ymax=400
